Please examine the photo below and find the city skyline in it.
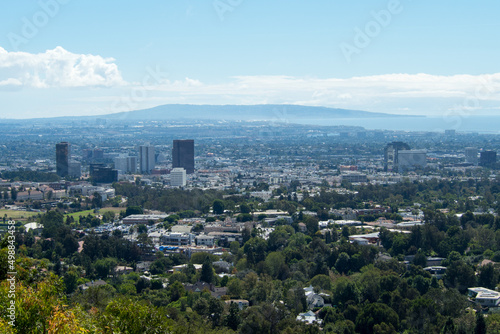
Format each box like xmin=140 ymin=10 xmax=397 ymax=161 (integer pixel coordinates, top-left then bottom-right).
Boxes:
xmin=0 ymin=1 xmax=499 ymax=119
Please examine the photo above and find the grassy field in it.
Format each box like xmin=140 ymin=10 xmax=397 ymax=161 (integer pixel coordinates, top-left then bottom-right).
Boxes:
xmin=65 ymin=209 xmax=95 ymax=219
xmin=0 ymin=209 xmax=39 ymax=220
xmin=100 ymin=207 xmax=125 ymax=214
xmin=0 ymin=207 xmax=124 ymax=225
xmin=65 ymin=207 xmax=124 ymax=219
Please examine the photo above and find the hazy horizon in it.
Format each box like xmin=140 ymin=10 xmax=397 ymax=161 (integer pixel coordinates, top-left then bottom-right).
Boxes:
xmin=1 ymin=1 xmax=499 ymax=120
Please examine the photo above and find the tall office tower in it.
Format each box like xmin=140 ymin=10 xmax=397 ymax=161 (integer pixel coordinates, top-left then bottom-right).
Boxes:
xmin=115 ymin=156 xmax=137 ymax=174
xmin=139 ymin=145 xmax=155 ymax=174
xmin=56 ymin=142 xmax=70 ymax=177
xmin=465 ymin=147 xmax=478 ymax=165
xmin=172 ymin=139 xmax=195 ymax=174
xmin=93 ymin=149 xmax=104 ymax=160
xmin=170 ymin=168 xmax=187 ymax=187
xmin=384 ymin=141 xmax=410 ymax=172
xmin=397 ymin=150 xmax=427 ymax=171
xmin=68 ymin=161 xmax=82 ymax=178
xmin=480 ymin=151 xmax=497 ymax=168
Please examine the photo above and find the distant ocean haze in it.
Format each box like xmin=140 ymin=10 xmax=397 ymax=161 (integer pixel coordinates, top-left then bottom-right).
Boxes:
xmin=295 ymin=116 xmax=500 ymax=133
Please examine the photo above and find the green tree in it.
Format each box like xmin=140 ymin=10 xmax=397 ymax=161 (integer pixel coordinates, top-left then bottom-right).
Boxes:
xmin=91 ymin=192 xmax=102 ymax=208
xmin=227 ymin=278 xmax=243 ymax=298
xmin=475 ymin=312 xmax=486 ymax=334
xmin=63 ymin=270 xmax=79 ymax=294
xmin=265 ymin=251 xmax=288 ymax=279
xmin=335 ymin=252 xmax=351 ymax=275
xmin=125 ymin=206 xmax=143 ymax=217
xmin=477 ymin=263 xmax=498 ymax=289
xmin=0 ymin=274 xmax=65 ymax=333
xmin=442 ymin=317 xmax=456 ymax=334
xmin=310 ymin=274 xmax=332 ymax=292
xmin=193 ymin=297 xmax=210 ymax=316
xmin=136 ymin=276 xmax=151 ymax=293
xmin=244 ymin=237 xmax=268 ymax=265
xmin=240 ymin=203 xmax=251 ymax=214
xmin=225 ymin=302 xmax=241 ymax=331
xmin=201 ymin=257 xmax=214 ymax=284
xmin=333 ymin=278 xmax=360 ymax=308
xmin=209 ymin=297 xmax=225 ymax=327
xmin=268 ymin=227 xmax=292 ymax=252
xmin=355 ymin=303 xmax=399 ymax=334
xmin=94 ymin=257 xmax=117 ymax=279
xmin=10 ymin=188 xmax=17 ymax=201
xmin=137 ymin=224 xmax=148 ymax=234
xmin=99 ymin=297 xmax=172 ymax=333
xmin=213 ymin=199 xmax=225 ymax=215
xmin=168 ymin=281 xmax=185 ymax=302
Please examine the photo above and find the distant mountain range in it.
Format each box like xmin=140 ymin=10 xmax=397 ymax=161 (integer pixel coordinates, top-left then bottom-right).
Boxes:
xmin=0 ymin=104 xmax=414 ymax=123
xmin=103 ymin=104 xmax=407 ymax=121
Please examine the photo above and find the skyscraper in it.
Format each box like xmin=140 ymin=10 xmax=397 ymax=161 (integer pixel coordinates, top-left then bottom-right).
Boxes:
xmin=397 ymin=150 xmax=427 ymax=171
xmin=480 ymin=151 xmax=497 ymax=168
xmin=115 ymin=155 xmax=137 ymax=174
xmin=384 ymin=141 xmax=410 ymax=172
xmin=172 ymin=140 xmax=194 ymax=174
xmin=465 ymin=147 xmax=478 ymax=165
xmin=139 ymin=145 xmax=155 ymax=174
xmin=56 ymin=142 xmax=70 ymax=177
xmin=68 ymin=161 xmax=81 ymax=178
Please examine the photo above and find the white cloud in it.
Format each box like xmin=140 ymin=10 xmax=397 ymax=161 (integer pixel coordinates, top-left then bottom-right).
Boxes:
xmin=0 ymin=78 xmax=22 ymax=87
xmin=2 ymin=56 xmax=500 ymax=117
xmin=0 ymin=46 xmax=126 ymax=88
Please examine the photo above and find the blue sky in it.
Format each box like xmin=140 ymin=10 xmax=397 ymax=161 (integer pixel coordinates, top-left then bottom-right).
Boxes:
xmin=0 ymin=0 xmax=499 ymax=119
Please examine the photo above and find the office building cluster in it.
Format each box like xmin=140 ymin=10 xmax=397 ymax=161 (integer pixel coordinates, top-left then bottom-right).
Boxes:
xmin=54 ymin=139 xmax=195 ymax=186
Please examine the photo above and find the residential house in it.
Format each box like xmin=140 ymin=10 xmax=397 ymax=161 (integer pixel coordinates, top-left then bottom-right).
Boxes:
xmin=468 ymin=287 xmax=500 ymax=307
xmin=296 ymin=310 xmax=322 ymax=325
xmin=225 ymin=299 xmax=249 ymax=310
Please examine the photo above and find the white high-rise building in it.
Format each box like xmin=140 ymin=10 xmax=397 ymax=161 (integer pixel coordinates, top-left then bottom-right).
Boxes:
xmin=115 ymin=156 xmax=137 ymax=174
xmin=397 ymin=150 xmax=427 ymax=170
xmin=170 ymin=168 xmax=186 ymax=187
xmin=465 ymin=147 xmax=478 ymax=165
xmin=139 ymin=145 xmax=155 ymax=174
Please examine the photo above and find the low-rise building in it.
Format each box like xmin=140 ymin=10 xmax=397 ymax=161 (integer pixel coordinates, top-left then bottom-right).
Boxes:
xmin=348 ymin=232 xmax=380 ymax=245
xmin=296 ymin=310 xmax=322 ymax=325
xmin=170 ymin=168 xmax=187 ymax=187
xmin=68 ymin=184 xmax=115 ymax=200
xmin=213 ymin=260 xmax=232 ymax=273
xmin=16 ymin=190 xmax=44 ymax=201
xmin=78 ymin=280 xmax=107 ymax=291
xmin=468 ymin=287 xmax=500 ymax=307
xmin=24 ymin=222 xmax=43 ymax=235
xmin=115 ymin=266 xmax=134 ymax=275
xmin=160 ymin=232 xmax=194 ymax=246
xmin=341 ymin=172 xmax=368 ymax=183
xmin=306 ymin=293 xmax=325 ymax=310
xmin=207 ymin=232 xmax=242 ymax=244
xmin=424 ymin=266 xmax=446 ymax=279
xmin=171 ymin=264 xmax=203 ymax=274
xmin=195 ymin=234 xmax=215 ymax=247
xmin=225 ymin=299 xmax=249 ymax=310
xmin=122 ymin=214 xmax=168 ymax=225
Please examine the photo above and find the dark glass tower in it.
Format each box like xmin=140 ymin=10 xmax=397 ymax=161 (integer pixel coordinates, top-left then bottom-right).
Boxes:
xmin=172 ymin=140 xmax=194 ymax=174
xmin=480 ymin=151 xmax=497 ymax=168
xmin=56 ymin=142 xmax=70 ymax=177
